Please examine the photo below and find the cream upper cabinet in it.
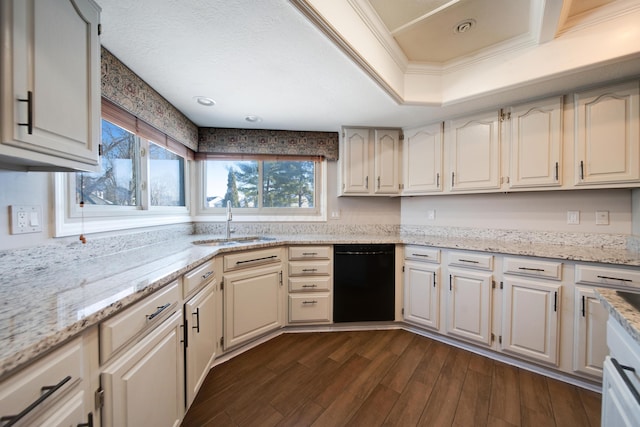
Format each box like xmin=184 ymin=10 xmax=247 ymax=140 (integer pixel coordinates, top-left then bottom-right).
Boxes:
xmin=339 ymin=127 xmax=401 ymax=196
xmin=0 ymin=0 xmax=101 ymax=172
xmin=574 ymin=81 xmax=640 ymax=186
xmin=508 ymin=97 xmax=563 ymax=189
xmin=402 ymin=123 xmax=443 ymax=194
xmin=446 ymin=111 xmax=501 ymax=192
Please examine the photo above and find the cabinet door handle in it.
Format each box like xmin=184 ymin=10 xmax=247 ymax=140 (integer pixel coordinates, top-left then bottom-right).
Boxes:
xmin=449 ymin=274 xmax=452 ymax=291
xmin=611 ymin=358 xmax=640 ymax=406
xmin=459 ymin=259 xmax=479 ymax=264
xmin=433 ymin=273 xmax=436 ymax=288
xmin=17 ymin=91 xmax=33 ymax=135
xmin=377 ymin=176 xmax=381 ymax=189
xmin=554 ymin=291 xmax=558 ymax=312
xmin=597 ymin=275 xmax=632 ymax=283
xmin=451 ymin=172 xmax=455 ymax=187
xmin=302 ymin=252 xmax=318 ymax=256
xmin=412 ymin=253 xmax=430 ymax=258
xmin=581 ymin=295 xmax=586 ymax=317
xmin=302 ymin=300 xmax=318 ymax=305
xmin=436 ymin=172 xmax=440 ymax=187
xmin=365 ymin=176 xmax=369 ymax=189
xmin=236 ymin=255 xmax=278 ymax=265
xmin=192 ymin=307 xmax=200 ymax=333
xmin=0 ymin=376 xmax=72 ymax=426
xmin=518 ymin=267 xmax=545 ymax=272
xmin=554 ymin=162 xmax=559 ymax=181
xmin=580 ymin=160 xmax=584 ymax=180
xmin=301 ymin=284 xmax=317 ymax=288
xmin=146 ymin=303 xmax=171 ymax=321
xmin=201 ymin=271 xmax=213 ymax=281
xmin=77 ymin=413 xmax=94 ymax=427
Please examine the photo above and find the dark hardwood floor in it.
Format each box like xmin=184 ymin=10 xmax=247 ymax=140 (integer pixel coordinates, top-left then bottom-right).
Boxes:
xmin=181 ymin=329 xmax=601 ymax=427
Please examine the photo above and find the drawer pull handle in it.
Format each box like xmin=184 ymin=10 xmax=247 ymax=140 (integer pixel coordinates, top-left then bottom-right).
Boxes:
xmin=147 ymin=303 xmax=171 ymax=321
xmin=192 ymin=308 xmax=200 ymax=333
xmin=597 ymin=275 xmax=632 ymax=282
xmin=302 ymin=300 xmax=318 ymax=305
xmin=201 ymin=271 xmax=213 ymax=281
xmin=611 ymin=358 xmax=640 ymax=406
xmin=518 ymin=267 xmax=545 ymax=272
xmin=236 ymin=255 xmax=278 ymax=265
xmin=77 ymin=412 xmax=94 ymax=427
xmin=302 ymin=268 xmax=318 ymax=273
xmin=554 ymin=291 xmax=558 ymax=312
xmin=17 ymin=91 xmax=33 ymax=135
xmin=459 ymin=259 xmax=479 ymax=264
xmin=0 ymin=376 xmax=71 ymax=426
xmin=302 ymin=284 xmax=318 ymax=288
xmin=412 ymin=253 xmax=430 ymax=258
xmin=302 ymin=252 xmax=318 ymax=256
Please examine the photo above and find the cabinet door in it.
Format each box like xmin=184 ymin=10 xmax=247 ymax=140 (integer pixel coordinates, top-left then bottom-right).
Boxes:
xmin=185 ymin=283 xmax=216 ymax=407
xmin=0 ymin=0 xmax=101 ymax=171
xmin=446 ymin=269 xmax=493 ymax=345
xmin=447 ymin=112 xmax=501 ymax=191
xmin=575 ymin=81 xmax=640 ymax=185
xmin=501 ymin=278 xmax=561 ymax=365
xmin=341 ymin=128 xmax=371 ymax=194
xmin=509 ymin=97 xmax=563 ymax=188
xmin=404 ymin=261 xmax=440 ymax=330
xmin=101 ymin=311 xmax=184 ymax=427
xmin=402 ymin=123 xmax=443 ymax=194
xmin=573 ymin=287 xmax=608 ymax=378
xmin=373 ymin=129 xmax=400 ymax=194
xmin=224 ymin=264 xmax=283 ymax=349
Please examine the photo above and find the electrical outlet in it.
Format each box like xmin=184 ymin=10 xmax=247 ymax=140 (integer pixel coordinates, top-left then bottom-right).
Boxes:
xmin=10 ymin=205 xmax=43 ymax=234
xmin=330 ymin=210 xmax=341 ymax=220
xmin=426 ymin=210 xmax=436 ymax=220
xmin=567 ymin=210 xmax=580 ymax=225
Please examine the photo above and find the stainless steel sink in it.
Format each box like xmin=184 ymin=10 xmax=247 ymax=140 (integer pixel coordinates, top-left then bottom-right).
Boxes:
xmin=192 ymin=236 xmax=275 ymax=246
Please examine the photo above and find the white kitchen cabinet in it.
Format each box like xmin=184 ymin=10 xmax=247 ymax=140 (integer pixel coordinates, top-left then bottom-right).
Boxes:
xmin=287 ymin=246 xmax=332 ymax=324
xmin=101 ymin=310 xmax=185 ymax=427
xmin=446 ymin=267 xmax=494 ymax=346
xmin=404 ymin=259 xmax=440 ymax=331
xmin=0 ymin=0 xmax=101 ymax=171
xmin=223 ymin=248 xmax=284 ymax=349
xmin=501 ymin=277 xmax=561 ymax=366
xmin=402 ymin=123 xmax=443 ymax=194
xmin=339 ymin=127 xmax=401 ymax=195
xmin=446 ymin=111 xmax=501 ymax=192
xmin=508 ymin=97 xmax=563 ymax=188
xmin=573 ymin=287 xmax=608 ymax=378
xmin=574 ymin=81 xmax=640 ymax=186
xmin=0 ymin=333 xmax=96 ymax=427
xmin=184 ymin=282 xmax=216 ymax=407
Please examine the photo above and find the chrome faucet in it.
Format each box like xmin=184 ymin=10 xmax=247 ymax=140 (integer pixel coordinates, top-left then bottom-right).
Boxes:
xmin=225 ymin=201 xmax=233 ymax=240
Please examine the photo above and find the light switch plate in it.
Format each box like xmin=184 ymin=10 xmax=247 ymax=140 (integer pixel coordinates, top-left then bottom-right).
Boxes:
xmin=567 ymin=210 xmax=580 ymax=225
xmin=595 ymin=210 xmax=609 ymax=225
xmin=10 ymin=205 xmax=43 ymax=234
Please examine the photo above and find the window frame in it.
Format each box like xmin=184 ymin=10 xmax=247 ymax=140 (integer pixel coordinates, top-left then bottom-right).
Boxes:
xmin=193 ymin=157 xmax=327 ymax=222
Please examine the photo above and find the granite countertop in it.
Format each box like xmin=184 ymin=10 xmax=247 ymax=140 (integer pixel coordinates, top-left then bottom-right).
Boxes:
xmin=595 ymin=288 xmax=640 ymax=346
xmin=1 ymin=231 xmax=640 ymax=379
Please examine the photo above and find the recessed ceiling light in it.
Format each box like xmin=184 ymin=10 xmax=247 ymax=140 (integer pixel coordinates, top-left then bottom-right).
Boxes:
xmin=245 ymin=115 xmax=262 ymax=123
xmin=454 ymin=19 xmax=475 ymax=34
xmin=194 ymin=96 xmax=216 ymax=107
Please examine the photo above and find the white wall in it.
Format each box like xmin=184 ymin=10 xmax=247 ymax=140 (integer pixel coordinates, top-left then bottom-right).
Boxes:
xmin=632 ymin=189 xmax=640 ymax=236
xmin=401 ymin=189 xmax=633 ymax=234
xmin=0 ymin=170 xmax=53 ymax=250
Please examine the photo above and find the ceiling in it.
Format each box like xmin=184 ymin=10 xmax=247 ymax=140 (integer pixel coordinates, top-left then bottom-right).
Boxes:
xmin=97 ymin=0 xmax=638 ymax=133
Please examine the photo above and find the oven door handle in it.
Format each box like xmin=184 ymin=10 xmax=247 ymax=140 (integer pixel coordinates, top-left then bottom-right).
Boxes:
xmin=611 ymin=357 xmax=640 ymax=406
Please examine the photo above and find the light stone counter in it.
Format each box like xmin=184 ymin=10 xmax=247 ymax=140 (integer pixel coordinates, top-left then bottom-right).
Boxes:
xmin=596 ymin=288 xmax=640 ymax=346
xmin=2 ymin=227 xmax=640 ymax=379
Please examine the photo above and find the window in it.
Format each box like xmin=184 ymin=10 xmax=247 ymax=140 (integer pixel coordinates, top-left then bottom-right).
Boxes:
xmin=203 ymin=158 xmax=322 ymax=217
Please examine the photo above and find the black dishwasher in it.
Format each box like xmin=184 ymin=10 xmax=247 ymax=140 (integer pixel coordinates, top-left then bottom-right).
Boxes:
xmin=333 ymin=244 xmax=395 ymax=323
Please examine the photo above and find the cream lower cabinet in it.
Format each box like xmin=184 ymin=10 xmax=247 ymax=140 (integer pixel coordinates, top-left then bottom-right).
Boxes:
xmin=184 ymin=282 xmax=216 ymax=407
xmin=101 ymin=310 xmax=185 ymax=427
xmin=403 ymin=246 xmax=441 ymax=330
xmin=287 ymin=246 xmax=332 ymax=324
xmin=573 ymin=287 xmax=608 ymax=378
xmin=223 ymin=248 xmax=284 ymax=349
xmin=501 ymin=278 xmax=561 ymax=366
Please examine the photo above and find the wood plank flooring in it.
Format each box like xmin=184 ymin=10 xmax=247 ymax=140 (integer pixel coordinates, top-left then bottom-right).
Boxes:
xmin=181 ymin=329 xmax=601 ymax=427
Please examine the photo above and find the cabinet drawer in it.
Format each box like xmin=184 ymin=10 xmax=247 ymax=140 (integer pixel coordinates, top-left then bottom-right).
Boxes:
xmin=503 ymin=257 xmax=562 ymax=280
xmin=289 ymin=260 xmax=331 ymax=276
xmin=224 ymin=248 xmax=282 ymax=272
xmin=575 ymin=265 xmax=640 ymax=288
xmin=289 ymin=246 xmax=331 ymax=260
xmin=289 ymin=276 xmax=331 ymax=292
xmin=448 ymin=251 xmax=493 ymax=270
xmin=405 ymin=246 xmax=440 ymax=263
xmin=100 ymin=281 xmax=180 ymax=362
xmin=0 ymin=338 xmax=84 ymax=423
xmin=289 ymin=294 xmax=331 ymax=323
xmin=183 ymin=259 xmax=216 ymax=298
xmin=606 ymin=318 xmax=640 ymax=393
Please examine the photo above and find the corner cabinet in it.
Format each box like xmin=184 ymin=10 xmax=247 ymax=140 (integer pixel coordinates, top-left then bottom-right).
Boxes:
xmin=574 ymin=81 xmax=640 ymax=186
xmin=339 ymin=127 xmax=401 ymax=196
xmin=445 ymin=112 xmax=501 ymax=192
xmin=402 ymin=123 xmax=443 ymax=194
xmin=0 ymin=0 xmax=101 ymax=172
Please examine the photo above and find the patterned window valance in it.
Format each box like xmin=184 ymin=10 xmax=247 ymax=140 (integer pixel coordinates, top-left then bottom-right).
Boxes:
xmin=198 ymin=128 xmax=339 ymax=161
